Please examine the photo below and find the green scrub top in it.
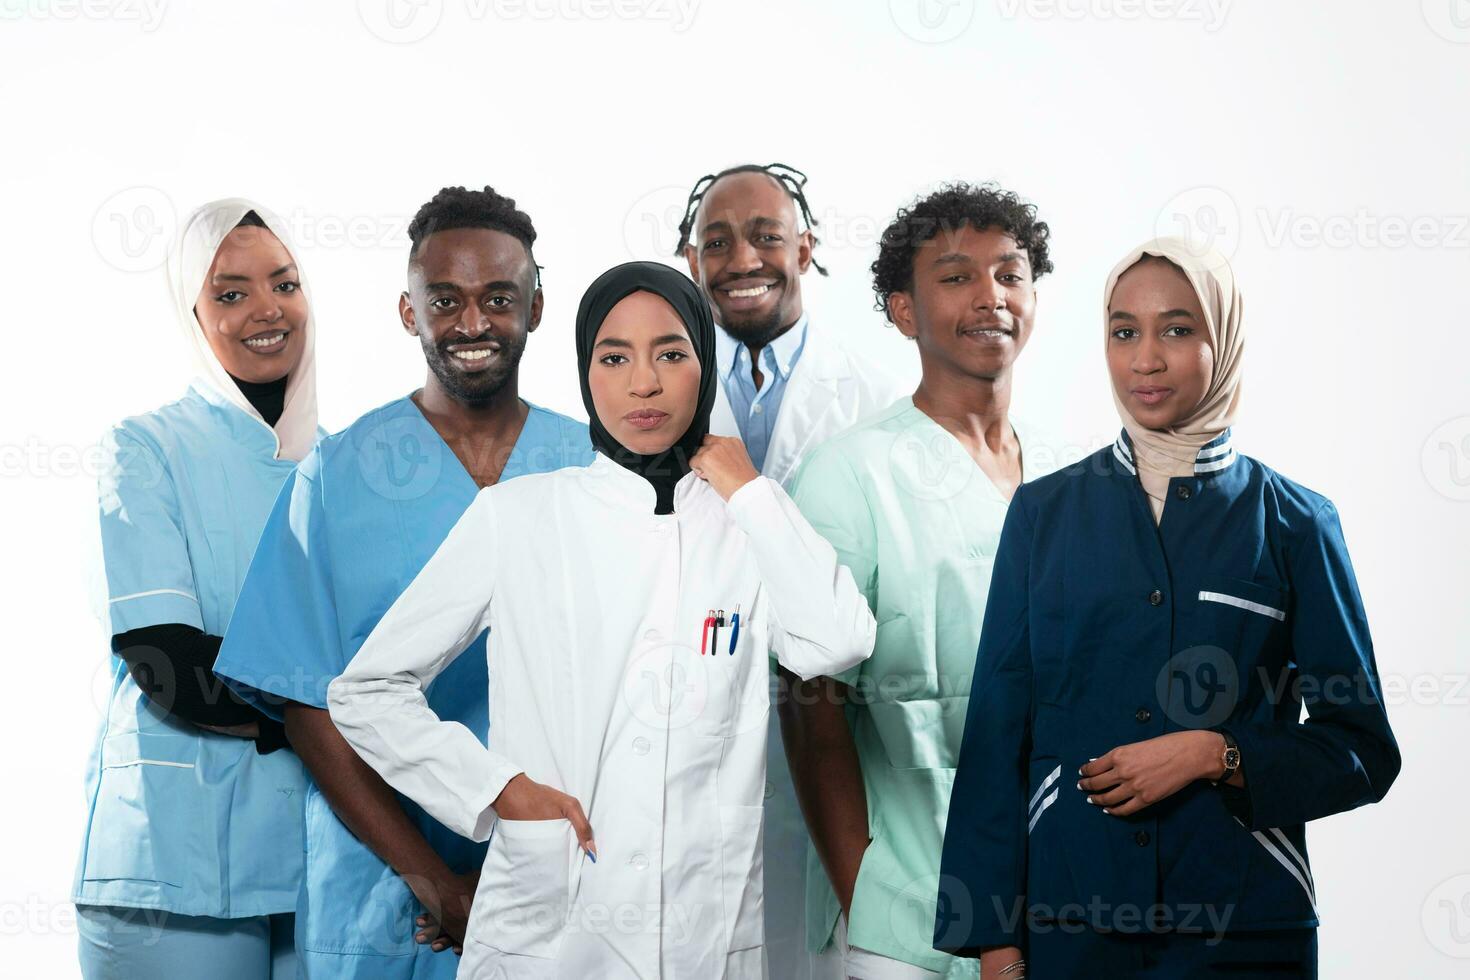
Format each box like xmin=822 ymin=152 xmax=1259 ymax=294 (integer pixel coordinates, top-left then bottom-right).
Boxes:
xmin=786 ymin=396 xmax=1059 ymax=975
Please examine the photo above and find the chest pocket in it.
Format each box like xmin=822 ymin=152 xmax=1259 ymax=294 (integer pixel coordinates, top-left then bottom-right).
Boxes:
xmin=1197 ymin=577 xmax=1288 ymax=623
xmin=692 ymin=583 xmax=767 ymax=739
xmin=1189 ymin=575 xmax=1291 ymax=674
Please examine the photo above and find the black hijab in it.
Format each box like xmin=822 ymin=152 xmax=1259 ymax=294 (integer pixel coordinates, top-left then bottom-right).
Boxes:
xmin=575 ymin=261 xmax=717 ymax=514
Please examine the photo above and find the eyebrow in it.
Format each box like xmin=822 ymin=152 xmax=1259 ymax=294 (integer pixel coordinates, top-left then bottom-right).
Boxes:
xmin=1109 ymin=308 xmax=1198 ymax=321
xmin=700 ymin=215 xmax=787 ymax=238
xmin=425 ymin=279 xmax=521 ymax=293
xmin=594 ymin=333 xmax=691 ymax=350
xmin=213 ymin=263 xmax=297 ymax=283
xmin=932 ymin=250 xmax=1029 ymax=267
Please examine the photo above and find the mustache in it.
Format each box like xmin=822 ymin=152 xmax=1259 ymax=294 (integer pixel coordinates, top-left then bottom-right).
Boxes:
xmin=960 ymin=313 xmax=1017 ymax=332
xmin=436 ymin=335 xmax=505 ymax=354
xmin=713 ymin=270 xmax=784 ymax=291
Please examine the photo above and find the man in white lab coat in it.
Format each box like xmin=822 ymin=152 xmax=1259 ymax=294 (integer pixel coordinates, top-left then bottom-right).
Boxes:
xmin=678 ymin=163 xmax=914 ymax=978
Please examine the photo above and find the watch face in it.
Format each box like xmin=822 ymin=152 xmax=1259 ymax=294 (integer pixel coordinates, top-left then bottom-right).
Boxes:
xmin=1224 ymin=747 xmax=1241 ymax=770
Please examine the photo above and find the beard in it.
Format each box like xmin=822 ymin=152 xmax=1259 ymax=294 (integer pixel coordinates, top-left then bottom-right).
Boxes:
xmin=421 ymin=328 xmax=527 ymax=404
xmin=714 ymin=299 xmax=791 ymax=350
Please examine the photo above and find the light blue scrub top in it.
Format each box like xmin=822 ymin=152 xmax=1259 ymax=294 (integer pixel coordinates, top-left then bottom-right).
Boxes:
xmin=214 ymin=396 xmax=593 ymax=977
xmin=73 ymin=381 xmax=319 ymax=918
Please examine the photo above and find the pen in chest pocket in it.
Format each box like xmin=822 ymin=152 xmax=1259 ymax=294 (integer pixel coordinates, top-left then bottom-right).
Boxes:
xmin=700 ymin=609 xmax=715 ymax=656
xmin=700 ymin=605 xmax=742 ymax=654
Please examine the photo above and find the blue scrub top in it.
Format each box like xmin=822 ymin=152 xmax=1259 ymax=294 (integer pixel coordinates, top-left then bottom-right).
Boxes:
xmin=936 ymin=429 xmax=1401 ymax=952
xmin=74 ymin=381 xmax=318 ymax=919
xmin=215 ymin=395 xmax=592 ymax=973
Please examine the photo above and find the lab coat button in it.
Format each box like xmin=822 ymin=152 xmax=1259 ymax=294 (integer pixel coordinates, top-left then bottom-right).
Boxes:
xmin=1135 ymin=830 xmax=1151 ymax=847
xmin=1135 ymin=707 xmax=1151 ymax=723
xmin=629 ymin=852 xmax=649 ymax=871
xmin=632 ymin=736 xmax=650 ymax=755
xmin=1176 ymin=484 xmax=1192 ymax=499
xmin=764 ymin=780 xmax=774 ymax=799
xmin=1148 ymin=589 xmax=1164 ymax=606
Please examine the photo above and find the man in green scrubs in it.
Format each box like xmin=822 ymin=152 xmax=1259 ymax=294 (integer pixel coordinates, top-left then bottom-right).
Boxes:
xmin=781 ymin=183 xmax=1057 ymax=978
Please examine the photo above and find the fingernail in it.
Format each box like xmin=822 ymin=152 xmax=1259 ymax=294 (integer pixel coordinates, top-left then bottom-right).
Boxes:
xmin=1075 ymin=781 xmax=1082 ymax=790
xmin=1102 ymin=808 xmax=1111 ymax=815
xmin=1086 ymin=796 xmax=1095 ymax=804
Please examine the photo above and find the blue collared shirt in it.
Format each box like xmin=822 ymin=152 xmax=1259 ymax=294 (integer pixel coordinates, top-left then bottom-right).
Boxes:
xmin=715 ymin=313 xmax=808 ymax=472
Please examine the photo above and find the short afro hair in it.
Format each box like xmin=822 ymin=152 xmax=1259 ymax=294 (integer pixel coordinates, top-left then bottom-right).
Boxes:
xmin=407 ymin=186 xmax=538 ymax=274
xmin=871 ymin=182 xmax=1052 ymax=321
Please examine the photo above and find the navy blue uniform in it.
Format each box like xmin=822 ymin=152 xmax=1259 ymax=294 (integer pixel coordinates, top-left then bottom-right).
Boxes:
xmin=935 ymin=429 xmax=1399 ymax=969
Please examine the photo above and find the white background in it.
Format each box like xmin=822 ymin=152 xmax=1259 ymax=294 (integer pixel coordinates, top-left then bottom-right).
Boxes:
xmin=2 ymin=0 xmax=1468 ymax=975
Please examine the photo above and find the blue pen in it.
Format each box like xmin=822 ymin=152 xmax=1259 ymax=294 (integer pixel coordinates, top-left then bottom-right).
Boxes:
xmin=728 ymin=604 xmax=741 ymax=655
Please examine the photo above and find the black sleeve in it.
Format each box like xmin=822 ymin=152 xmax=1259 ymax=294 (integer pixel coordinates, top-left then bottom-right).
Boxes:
xmin=112 ymin=623 xmax=289 ymax=755
xmin=254 ymin=717 xmax=290 ymax=754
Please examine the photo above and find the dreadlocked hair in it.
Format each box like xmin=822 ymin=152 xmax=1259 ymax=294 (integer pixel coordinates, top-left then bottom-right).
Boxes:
xmin=673 ymin=163 xmax=829 ymax=277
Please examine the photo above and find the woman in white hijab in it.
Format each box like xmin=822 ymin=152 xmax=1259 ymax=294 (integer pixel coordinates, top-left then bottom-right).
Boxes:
xmin=936 ymin=238 xmax=1398 ymax=978
xmin=73 ymin=199 xmax=322 ymax=978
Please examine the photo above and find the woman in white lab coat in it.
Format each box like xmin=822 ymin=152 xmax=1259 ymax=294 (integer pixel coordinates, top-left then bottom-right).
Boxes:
xmin=327 ymin=260 xmax=876 ymax=980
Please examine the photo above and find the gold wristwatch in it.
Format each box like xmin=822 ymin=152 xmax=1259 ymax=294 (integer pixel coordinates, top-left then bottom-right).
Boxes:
xmin=1214 ymin=728 xmax=1241 ymax=782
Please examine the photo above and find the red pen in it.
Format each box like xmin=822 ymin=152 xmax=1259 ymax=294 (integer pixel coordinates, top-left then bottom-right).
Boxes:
xmin=700 ymin=609 xmax=716 ymax=656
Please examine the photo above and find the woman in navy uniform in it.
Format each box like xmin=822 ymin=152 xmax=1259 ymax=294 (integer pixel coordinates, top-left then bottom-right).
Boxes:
xmin=935 ymin=238 xmax=1399 ymax=978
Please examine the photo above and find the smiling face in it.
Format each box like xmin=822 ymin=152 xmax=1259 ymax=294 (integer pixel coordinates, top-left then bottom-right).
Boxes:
xmin=1107 ymin=256 xmax=1214 ymax=429
xmin=683 ymin=171 xmax=812 ymax=347
xmin=888 ymin=223 xmax=1037 ymax=383
xmin=401 ymin=226 xmax=541 ymax=404
xmin=192 ymin=225 xmax=307 ymax=384
xmin=587 ymin=290 xmax=701 ymax=456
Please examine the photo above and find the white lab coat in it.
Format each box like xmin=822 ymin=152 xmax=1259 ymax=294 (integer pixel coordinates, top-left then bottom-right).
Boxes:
xmin=709 ymin=322 xmax=915 ymax=979
xmin=327 ymin=453 xmax=877 ymax=979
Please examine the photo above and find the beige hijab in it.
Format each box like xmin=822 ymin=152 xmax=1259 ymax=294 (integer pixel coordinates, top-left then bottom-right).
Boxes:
xmin=165 ymin=198 xmax=319 ymax=462
xmin=1104 ymin=237 xmax=1243 ymax=521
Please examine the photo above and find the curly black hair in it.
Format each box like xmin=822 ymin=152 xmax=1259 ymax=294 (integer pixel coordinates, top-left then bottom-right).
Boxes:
xmin=407 ymin=186 xmax=539 ymax=280
xmin=871 ymin=182 xmax=1052 ymax=321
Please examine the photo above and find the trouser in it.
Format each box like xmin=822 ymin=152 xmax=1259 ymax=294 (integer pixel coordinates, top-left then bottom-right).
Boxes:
xmin=1026 ymin=925 xmax=1317 ymax=979
xmin=77 ymin=904 xmax=296 ymax=980
xmin=815 ymin=913 xmax=949 ymax=980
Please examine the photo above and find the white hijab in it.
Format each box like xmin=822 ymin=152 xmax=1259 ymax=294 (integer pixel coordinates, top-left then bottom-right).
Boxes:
xmin=165 ymin=198 xmax=319 ymax=462
xmin=1103 ymin=237 xmax=1243 ymax=520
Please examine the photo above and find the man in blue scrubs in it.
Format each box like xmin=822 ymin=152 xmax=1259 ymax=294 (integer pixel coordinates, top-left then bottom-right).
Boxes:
xmin=215 ymin=185 xmax=593 ymax=979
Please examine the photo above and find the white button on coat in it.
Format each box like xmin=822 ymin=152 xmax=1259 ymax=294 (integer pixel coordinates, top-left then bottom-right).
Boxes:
xmin=328 ymin=453 xmax=876 ymax=978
